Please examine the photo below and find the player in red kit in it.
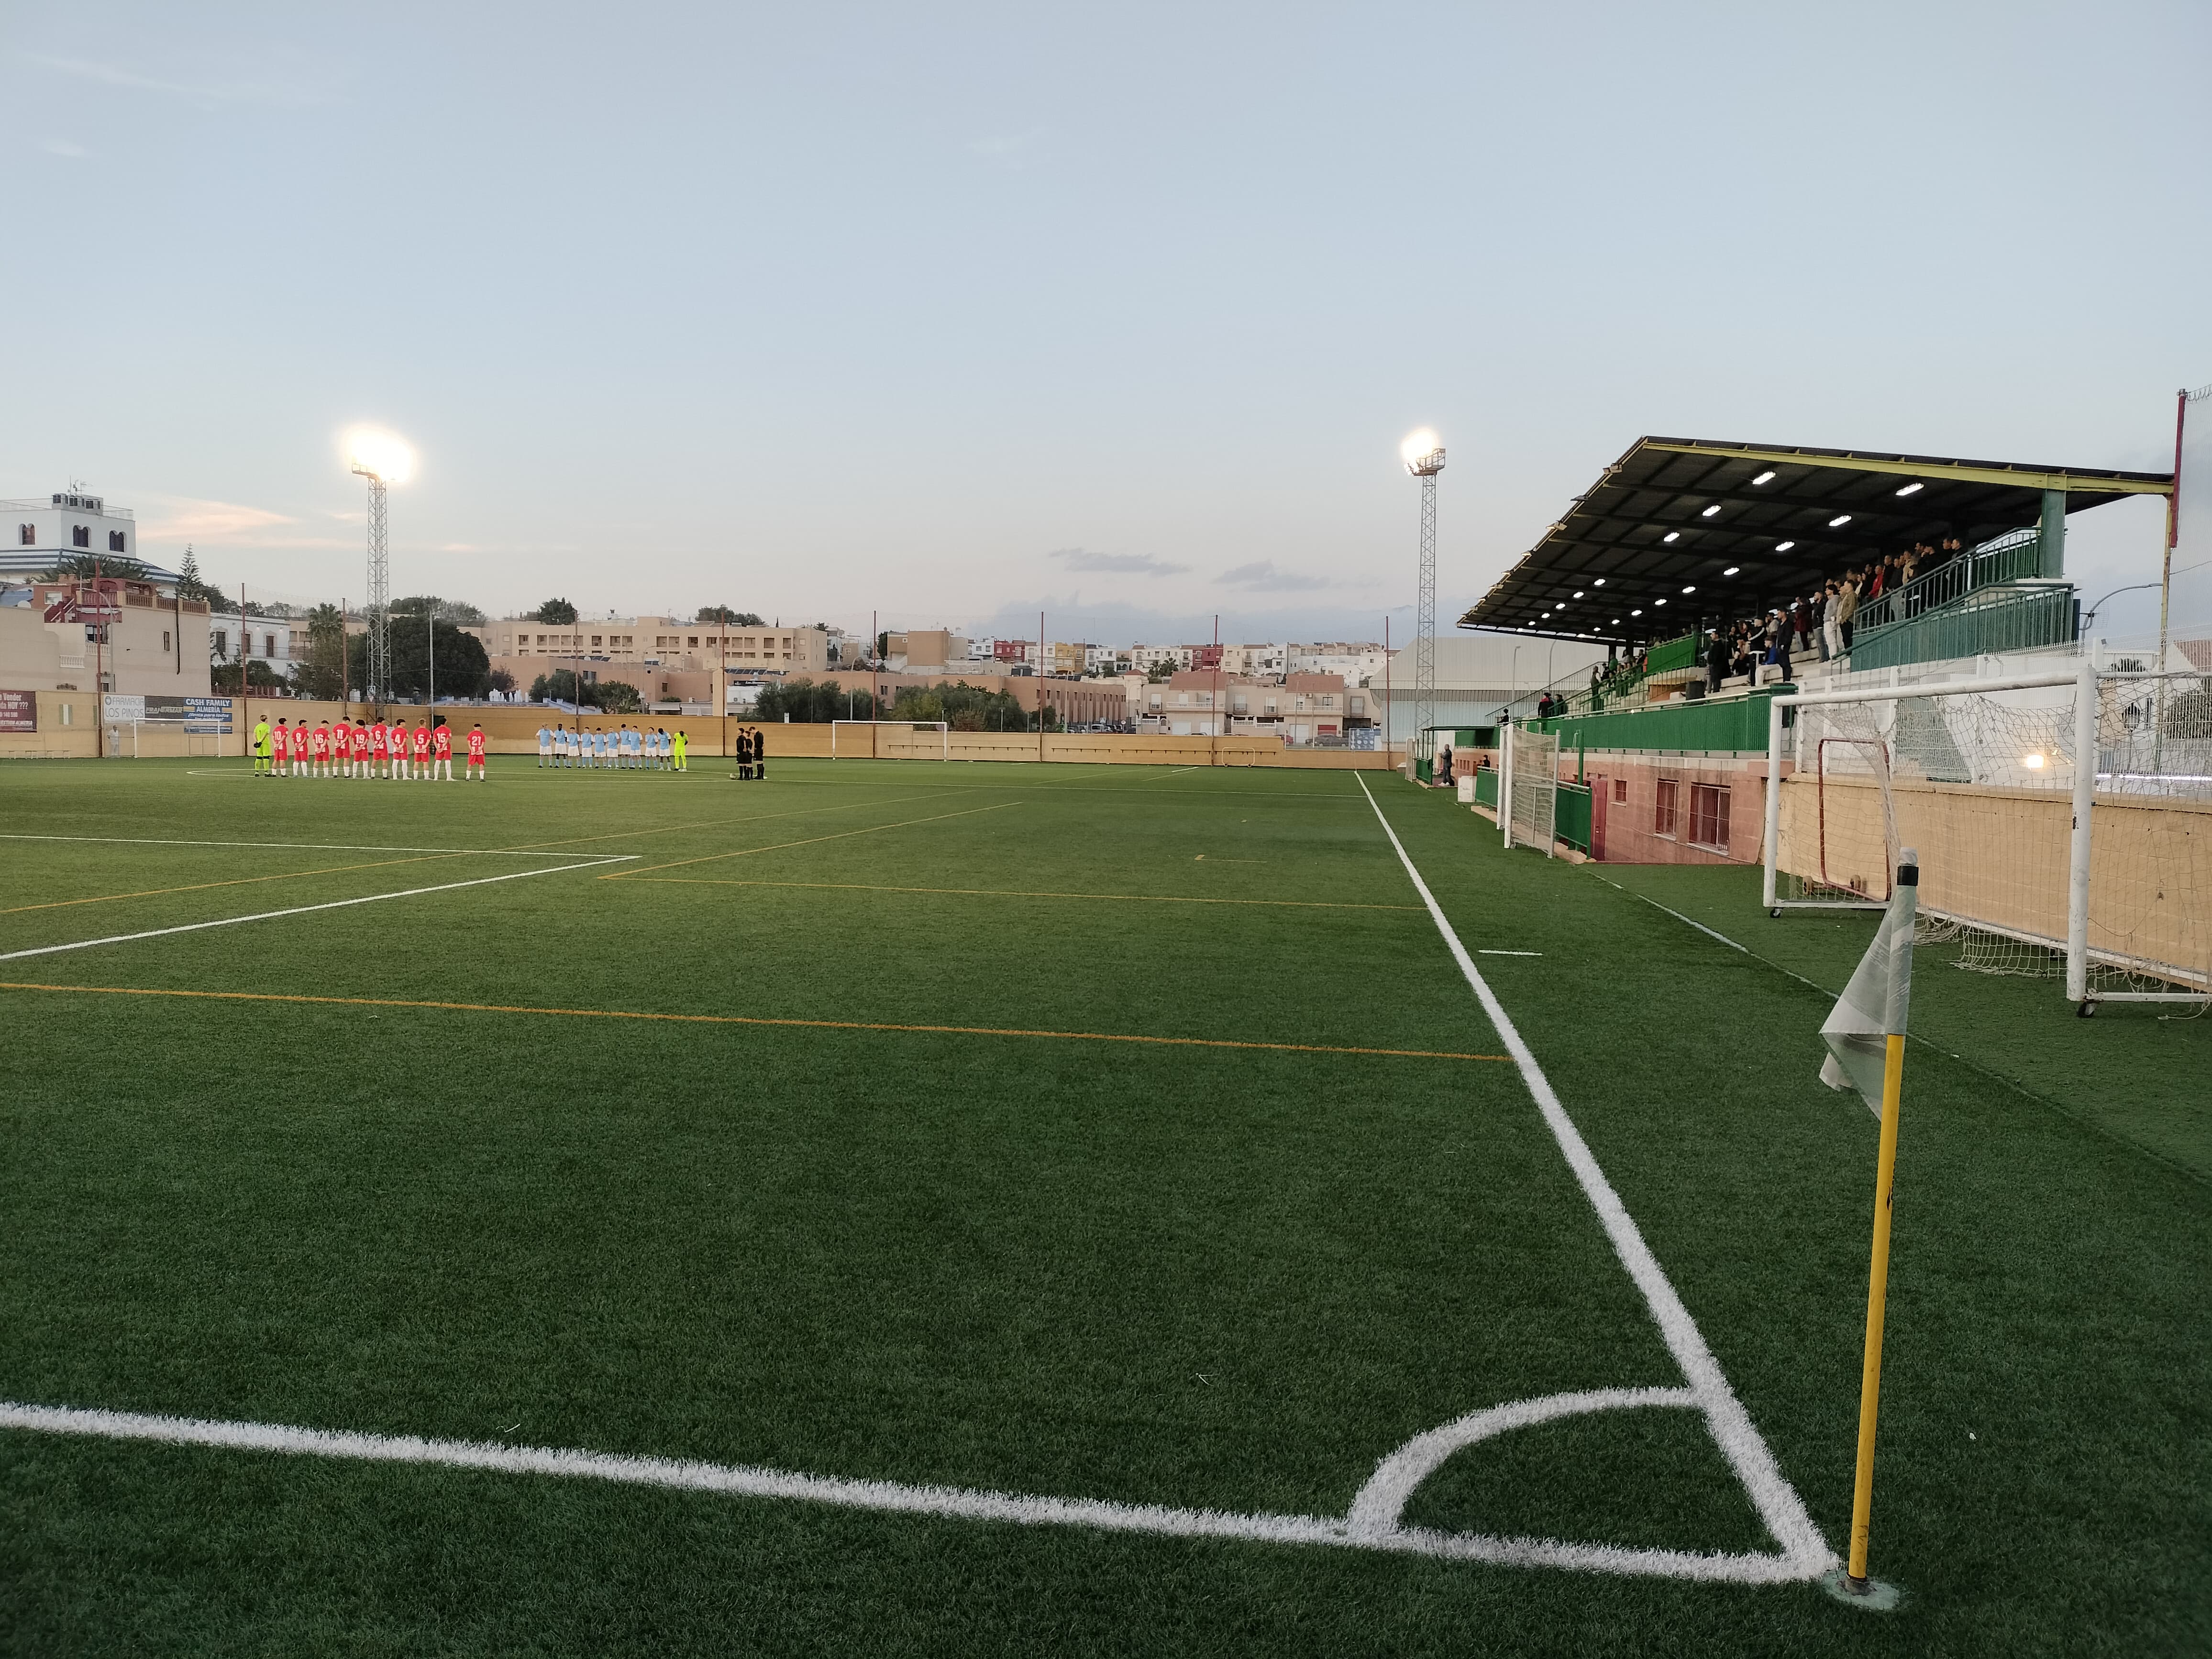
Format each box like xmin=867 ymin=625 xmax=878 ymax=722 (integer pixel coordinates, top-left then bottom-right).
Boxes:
xmin=330 ymin=720 xmax=350 ymax=776
xmin=369 ymin=720 xmax=389 ymax=778
xmin=430 ymin=721 xmax=453 ymax=781
xmin=465 ymin=722 xmax=487 ymax=781
xmin=310 ymin=719 xmax=332 ymax=777
xmin=288 ymin=719 xmax=310 ymax=776
xmin=411 ymin=721 xmax=432 ymax=777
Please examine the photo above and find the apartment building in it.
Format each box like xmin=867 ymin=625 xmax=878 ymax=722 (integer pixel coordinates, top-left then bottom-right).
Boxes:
xmin=1289 ymin=641 xmax=1387 ymax=685
xmin=0 ymin=577 xmax=211 ymax=697
xmin=1127 ymin=671 xmax=1367 ymax=741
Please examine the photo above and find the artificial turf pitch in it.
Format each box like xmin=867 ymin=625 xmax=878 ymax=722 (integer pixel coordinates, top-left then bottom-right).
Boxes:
xmin=0 ymin=756 xmax=2205 ymax=1656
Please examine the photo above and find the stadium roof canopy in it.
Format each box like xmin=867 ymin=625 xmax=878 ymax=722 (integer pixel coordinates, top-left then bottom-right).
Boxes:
xmin=1459 ymin=436 xmax=2173 ymax=645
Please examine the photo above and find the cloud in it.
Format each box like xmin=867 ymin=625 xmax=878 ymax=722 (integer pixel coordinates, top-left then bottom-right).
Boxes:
xmin=1216 ymin=560 xmax=1334 ymax=592
xmin=28 ymin=53 xmax=323 ymax=108
xmin=36 ymin=138 xmax=87 ymax=157
xmin=142 ymin=499 xmax=300 ymax=541
xmin=1049 ymin=547 xmax=1190 ymax=577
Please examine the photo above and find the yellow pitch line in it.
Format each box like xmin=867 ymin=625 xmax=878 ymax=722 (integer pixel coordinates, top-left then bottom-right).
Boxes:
xmin=624 ymin=878 xmax=1420 ymax=912
xmin=0 ymin=981 xmax=1510 ymax=1064
xmin=602 ymin=802 xmax=1026 ymax=878
xmin=0 ymin=852 xmax=479 ymax=917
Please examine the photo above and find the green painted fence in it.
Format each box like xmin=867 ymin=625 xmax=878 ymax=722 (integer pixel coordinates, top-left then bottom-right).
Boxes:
xmin=1848 ymin=583 xmax=2077 ymax=670
xmin=1530 ymin=685 xmax=1789 ymax=754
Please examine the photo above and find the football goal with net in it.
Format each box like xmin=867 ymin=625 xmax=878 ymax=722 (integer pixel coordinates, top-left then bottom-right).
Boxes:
xmin=1762 ymin=662 xmax=2211 ymax=1011
xmin=1501 ymin=724 xmax=1558 ymax=856
xmin=829 ymin=720 xmax=951 ymax=760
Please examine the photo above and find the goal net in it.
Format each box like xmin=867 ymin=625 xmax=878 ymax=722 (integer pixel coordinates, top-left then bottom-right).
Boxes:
xmin=1765 ymin=667 xmax=2211 ymax=1008
xmin=1504 ymin=725 xmax=1559 ymax=856
xmin=829 ymin=720 xmax=951 ymax=760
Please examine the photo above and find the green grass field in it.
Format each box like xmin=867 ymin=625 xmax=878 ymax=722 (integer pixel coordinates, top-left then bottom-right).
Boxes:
xmin=1 ymin=755 xmax=2205 ymax=1656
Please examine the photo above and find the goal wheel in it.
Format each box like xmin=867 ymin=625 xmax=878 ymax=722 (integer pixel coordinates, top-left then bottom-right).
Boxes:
xmin=1770 ymin=907 xmax=1783 ymax=919
xmin=2076 ymin=999 xmax=2098 ymax=1019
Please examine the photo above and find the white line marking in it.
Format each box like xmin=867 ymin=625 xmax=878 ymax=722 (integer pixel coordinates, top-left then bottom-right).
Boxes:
xmin=1582 ymin=872 xmax=1749 ymax=952
xmin=1348 ymin=1387 xmax=1694 ymax=1538
xmin=1354 ymin=776 xmax=1834 ymax=1580
xmin=0 ymin=834 xmax=598 ymax=859
xmin=0 ymin=1399 xmax=1820 ymax=1582
xmin=0 ymin=859 xmax=632 ymax=962
xmin=1477 ymin=949 xmax=1542 ymax=957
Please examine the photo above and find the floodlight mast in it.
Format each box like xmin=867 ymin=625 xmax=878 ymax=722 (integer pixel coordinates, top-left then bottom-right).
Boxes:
xmin=1404 ymin=436 xmax=1446 ymax=765
xmin=352 ymin=458 xmax=391 ymax=714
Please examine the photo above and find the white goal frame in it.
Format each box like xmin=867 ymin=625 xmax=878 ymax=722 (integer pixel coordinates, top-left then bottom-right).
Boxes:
xmin=1763 ymin=662 xmax=2207 ymax=1009
xmin=829 ymin=719 xmax=951 ymax=760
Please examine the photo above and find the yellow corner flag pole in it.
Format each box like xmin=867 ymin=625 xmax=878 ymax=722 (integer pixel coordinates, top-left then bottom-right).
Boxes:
xmin=1847 ymin=1029 xmax=1908 ymax=1587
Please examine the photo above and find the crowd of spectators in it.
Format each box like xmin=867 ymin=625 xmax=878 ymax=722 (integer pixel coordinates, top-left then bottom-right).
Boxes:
xmin=1565 ymin=538 xmax=1969 ymax=708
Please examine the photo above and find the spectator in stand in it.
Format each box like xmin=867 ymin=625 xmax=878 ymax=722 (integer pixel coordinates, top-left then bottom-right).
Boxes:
xmin=1706 ymin=629 xmax=1727 ymax=695
xmin=1770 ymin=609 xmax=1792 ymax=682
xmin=1835 ymin=574 xmax=1859 ymax=653
xmin=1810 ymin=585 xmax=1830 ymax=662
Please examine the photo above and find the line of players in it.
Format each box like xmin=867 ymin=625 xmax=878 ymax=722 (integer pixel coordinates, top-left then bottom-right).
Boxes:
xmin=251 ymin=713 xmax=487 ymax=781
xmin=535 ymin=723 xmax=688 ymax=770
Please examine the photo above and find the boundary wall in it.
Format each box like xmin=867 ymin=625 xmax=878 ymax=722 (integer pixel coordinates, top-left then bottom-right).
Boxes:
xmin=1 ymin=697 xmax=1399 ymax=770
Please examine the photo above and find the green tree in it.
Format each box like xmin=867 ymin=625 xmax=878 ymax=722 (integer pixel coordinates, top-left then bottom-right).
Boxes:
xmin=533 ymin=597 xmax=579 ymax=625
xmin=288 ymin=603 xmax=348 ymax=701
xmin=347 ymin=616 xmax=491 ymax=701
xmin=696 ymin=606 xmax=763 ymax=626
xmin=392 ymin=594 xmax=487 ymax=626
xmin=595 ymin=681 xmax=643 ymax=714
xmin=886 ymin=681 xmax=1043 ymax=731
xmin=529 ymin=669 xmax=601 ymax=708
xmin=754 ymin=676 xmax=874 ymax=722
xmin=42 ymin=550 xmax=148 ymax=583
xmin=176 ymin=545 xmax=228 ymax=608
xmin=1146 ymin=660 xmax=1176 ymax=683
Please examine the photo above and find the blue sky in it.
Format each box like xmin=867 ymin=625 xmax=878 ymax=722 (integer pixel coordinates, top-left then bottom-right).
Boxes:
xmin=6 ymin=1 xmax=2208 ymax=642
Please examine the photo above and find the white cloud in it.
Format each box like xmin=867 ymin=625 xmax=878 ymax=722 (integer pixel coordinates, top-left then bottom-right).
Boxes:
xmin=1050 ymin=546 xmax=1189 ymax=577
xmin=1217 ymin=560 xmax=1334 ymax=592
xmin=142 ymin=499 xmax=300 ymax=540
xmin=36 ymin=137 xmax=87 ymax=158
xmin=28 ymin=53 xmax=324 ymax=108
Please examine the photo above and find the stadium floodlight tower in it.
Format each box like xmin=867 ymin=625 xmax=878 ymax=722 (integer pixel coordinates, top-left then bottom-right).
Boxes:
xmin=1401 ymin=429 xmax=1446 ymax=765
xmin=346 ymin=429 xmax=415 ymax=712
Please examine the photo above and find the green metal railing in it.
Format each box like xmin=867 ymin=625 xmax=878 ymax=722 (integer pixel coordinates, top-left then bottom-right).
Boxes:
xmin=1531 ymin=685 xmax=1791 ymax=754
xmin=1851 ymin=526 xmax=2046 ymax=635
xmin=1847 ymin=583 xmax=2077 ymax=670
xmin=1474 ymin=767 xmax=1498 ymax=809
xmin=1569 ymin=632 xmax=1700 ymax=716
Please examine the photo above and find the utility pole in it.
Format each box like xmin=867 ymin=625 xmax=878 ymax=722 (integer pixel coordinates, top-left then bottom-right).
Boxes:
xmin=93 ymin=553 xmax=105 ymax=759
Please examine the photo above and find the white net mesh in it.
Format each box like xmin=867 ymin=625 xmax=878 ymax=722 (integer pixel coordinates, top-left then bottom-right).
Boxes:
xmin=1508 ymin=727 xmax=1559 ymax=852
xmin=1774 ymin=670 xmax=2212 ymax=1005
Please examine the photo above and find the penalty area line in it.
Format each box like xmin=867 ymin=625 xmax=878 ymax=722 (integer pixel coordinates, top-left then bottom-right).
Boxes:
xmin=1354 ymin=776 xmax=1834 ymax=1577
xmin=0 ymin=1400 xmax=1825 ymax=1583
xmin=0 ymin=858 xmax=633 ymax=963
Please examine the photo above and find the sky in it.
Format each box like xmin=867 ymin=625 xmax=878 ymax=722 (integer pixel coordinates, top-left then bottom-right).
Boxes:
xmin=5 ymin=1 xmax=2209 ymax=647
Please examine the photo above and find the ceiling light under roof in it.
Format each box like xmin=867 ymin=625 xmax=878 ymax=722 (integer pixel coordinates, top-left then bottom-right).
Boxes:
xmin=1701 ymin=505 xmax=1721 ymax=518
xmin=1723 ymin=565 xmax=1741 ymax=576
xmin=1593 ymin=577 xmax=1605 ymax=586
xmin=1829 ymin=514 xmax=1853 ymax=528
xmin=1681 ymin=585 xmax=1696 ymax=594
xmin=1631 ymin=608 xmax=1643 ymax=617
xmin=1663 ymin=531 xmax=1681 ymax=543
xmin=1752 ymin=470 xmax=1776 ymax=486
xmin=1895 ymin=481 xmax=1924 ymax=497
xmin=1654 ymin=597 xmax=1668 ymax=606
xmin=1775 ymin=540 xmax=1796 ymax=552
xmin=1572 ymin=590 xmax=1586 ymax=599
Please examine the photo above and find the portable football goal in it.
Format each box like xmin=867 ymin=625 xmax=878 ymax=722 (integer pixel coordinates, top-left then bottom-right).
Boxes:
xmin=829 ymin=720 xmax=951 ymax=760
xmin=1763 ymin=661 xmax=2211 ymax=1011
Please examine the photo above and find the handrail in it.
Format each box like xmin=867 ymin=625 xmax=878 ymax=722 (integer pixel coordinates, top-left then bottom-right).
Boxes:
xmin=1852 ymin=526 xmax=2044 ymax=634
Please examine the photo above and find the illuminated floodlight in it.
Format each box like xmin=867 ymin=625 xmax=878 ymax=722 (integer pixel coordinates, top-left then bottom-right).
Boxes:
xmin=1682 ymin=585 xmax=1696 ymax=594
xmin=1572 ymin=590 xmax=1586 ymax=599
xmin=346 ymin=428 xmax=416 ymax=484
xmin=1895 ymin=482 xmax=1924 ymax=497
xmin=1828 ymin=514 xmax=1853 ymax=528
xmin=1663 ymin=531 xmax=1681 ymax=543
xmin=1654 ymin=597 xmax=1668 ymax=606
xmin=1752 ymin=470 xmax=1776 ymax=486
xmin=1776 ymin=540 xmax=1796 ymax=552
xmin=1723 ymin=565 xmax=1741 ymax=576
xmin=1631 ymin=608 xmax=1643 ymax=617
xmin=1702 ymin=505 xmax=1721 ymax=518
xmin=2022 ymin=752 xmax=2048 ymax=771
xmin=1401 ymin=429 xmax=1446 ymax=477
xmin=1593 ymin=577 xmax=1605 ymax=586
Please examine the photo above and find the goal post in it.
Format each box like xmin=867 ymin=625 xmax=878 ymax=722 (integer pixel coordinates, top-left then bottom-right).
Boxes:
xmin=1502 ymin=724 xmax=1558 ymax=857
xmin=829 ymin=719 xmax=951 ymax=760
xmin=1763 ymin=662 xmax=2211 ymax=1010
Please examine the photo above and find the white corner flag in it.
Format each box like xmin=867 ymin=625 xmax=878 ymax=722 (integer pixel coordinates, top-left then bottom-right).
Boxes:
xmin=1820 ymin=848 xmax=1920 ymax=1117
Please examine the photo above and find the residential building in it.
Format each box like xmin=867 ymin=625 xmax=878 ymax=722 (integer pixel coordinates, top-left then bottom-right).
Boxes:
xmin=1 ymin=576 xmax=211 ymax=697
xmin=991 ymin=639 xmax=1029 ymax=663
xmin=1289 ymin=641 xmax=1388 ymax=685
xmin=1130 ymin=643 xmax=1194 ymax=674
xmin=2 ymin=491 xmax=143 ymax=580
xmin=475 ymin=614 xmax=831 ymax=708
xmin=1219 ymin=642 xmax=1285 ymax=677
